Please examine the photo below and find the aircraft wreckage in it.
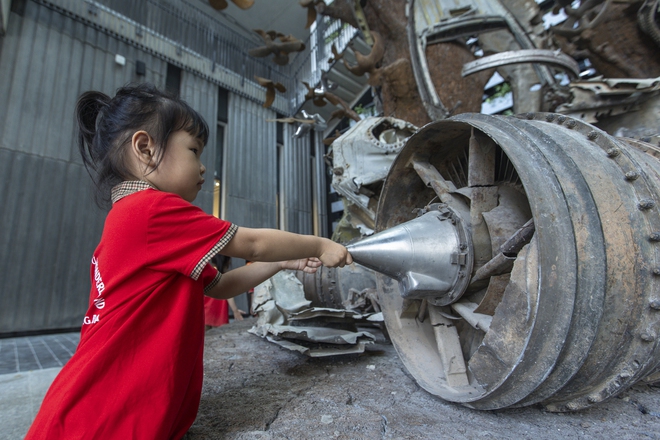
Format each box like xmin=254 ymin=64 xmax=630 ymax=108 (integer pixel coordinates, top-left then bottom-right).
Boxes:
xmin=250 ymin=0 xmax=660 ymax=412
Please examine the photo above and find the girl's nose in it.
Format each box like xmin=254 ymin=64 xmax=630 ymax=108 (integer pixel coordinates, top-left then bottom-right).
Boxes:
xmin=200 ymin=164 xmax=206 ymax=175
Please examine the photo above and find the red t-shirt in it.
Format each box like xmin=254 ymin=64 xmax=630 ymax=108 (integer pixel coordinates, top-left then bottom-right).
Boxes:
xmin=25 ymin=183 xmax=237 ymax=440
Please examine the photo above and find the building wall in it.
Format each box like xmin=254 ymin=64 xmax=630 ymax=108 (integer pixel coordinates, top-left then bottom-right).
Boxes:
xmin=0 ymin=1 xmax=167 ymax=334
xmin=180 ymin=70 xmax=218 ymax=213
xmin=282 ymin=127 xmax=314 ymax=235
xmin=223 ymin=93 xmax=279 ymax=229
xmin=0 ymin=0 xmax=324 ymax=334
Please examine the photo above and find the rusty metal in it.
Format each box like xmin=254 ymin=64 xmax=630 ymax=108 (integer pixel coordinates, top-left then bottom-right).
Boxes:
xmin=370 ymin=112 xmax=660 ymax=411
xmin=407 ymin=0 xmax=557 ymax=121
xmin=470 ymin=219 xmax=535 ymax=284
xmin=295 ymin=263 xmax=378 ymax=311
xmin=461 ymin=50 xmax=580 ymax=78
xmin=553 ymin=0 xmax=613 ymax=37
xmin=555 ymin=76 xmax=660 ymax=123
xmin=249 ymin=270 xmax=381 ymax=357
xmin=329 ymin=116 xmax=418 ymax=243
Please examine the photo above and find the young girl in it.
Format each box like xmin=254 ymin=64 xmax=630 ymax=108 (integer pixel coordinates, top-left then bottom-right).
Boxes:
xmin=25 ymin=83 xmax=352 ymax=439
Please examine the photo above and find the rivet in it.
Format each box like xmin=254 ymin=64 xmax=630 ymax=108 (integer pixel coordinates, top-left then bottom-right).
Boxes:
xmin=639 ymin=199 xmax=656 ymax=210
xmin=587 ymin=131 xmax=599 ymax=140
xmin=649 ymin=232 xmax=660 ymax=241
xmin=526 ymin=112 xmax=535 ymax=120
xmin=652 ymin=268 xmax=660 ymax=276
xmin=619 ymin=372 xmax=631 ymax=379
xmin=545 ymin=114 xmax=555 ymax=121
xmin=640 ymin=332 xmax=656 ymax=342
xmin=649 ymin=299 xmax=660 ymax=310
xmin=625 ymin=171 xmax=640 ymax=181
xmin=587 ymin=394 xmax=600 ymax=403
xmin=566 ymin=401 xmax=580 ymax=411
xmin=557 ymin=115 xmax=566 ymax=124
xmin=606 ymin=148 xmax=620 ymax=157
xmin=566 ymin=120 xmax=577 ymax=129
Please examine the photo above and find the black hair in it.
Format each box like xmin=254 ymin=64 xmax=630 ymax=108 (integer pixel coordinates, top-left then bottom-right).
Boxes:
xmin=76 ymin=82 xmax=209 ymax=207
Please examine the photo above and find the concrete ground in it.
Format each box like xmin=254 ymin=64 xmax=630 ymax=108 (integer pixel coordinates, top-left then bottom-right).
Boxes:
xmin=189 ymin=320 xmax=660 ymax=440
xmin=2 ymin=319 xmax=660 ymax=439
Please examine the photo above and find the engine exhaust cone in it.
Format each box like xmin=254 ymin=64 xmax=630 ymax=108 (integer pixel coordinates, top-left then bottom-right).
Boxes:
xmin=346 ymin=204 xmax=473 ymax=306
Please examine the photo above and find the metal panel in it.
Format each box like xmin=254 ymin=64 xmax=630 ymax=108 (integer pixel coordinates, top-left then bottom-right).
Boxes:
xmin=0 ymin=1 xmax=167 ymax=162
xmin=313 ymin=130 xmax=328 ymax=238
xmin=281 ymin=125 xmax=314 ymax=235
xmin=0 ymin=2 xmax=167 ymax=334
xmin=0 ymin=150 xmax=105 ymax=334
xmin=223 ymin=93 xmax=278 ymax=229
xmin=180 ymin=70 xmax=218 ymax=214
xmin=40 ymin=0 xmax=358 ymax=114
xmin=0 ymin=0 xmax=9 ymax=35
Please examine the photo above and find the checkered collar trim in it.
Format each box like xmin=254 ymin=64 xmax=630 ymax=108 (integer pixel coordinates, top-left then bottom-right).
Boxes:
xmin=111 ymin=181 xmax=157 ymax=204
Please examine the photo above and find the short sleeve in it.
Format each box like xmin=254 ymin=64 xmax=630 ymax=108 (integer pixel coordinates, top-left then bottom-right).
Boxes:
xmin=201 ymin=264 xmax=222 ymax=294
xmin=145 ymin=192 xmax=237 ymax=280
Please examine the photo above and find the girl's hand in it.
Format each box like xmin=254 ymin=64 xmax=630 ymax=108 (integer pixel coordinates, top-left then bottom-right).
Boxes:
xmin=232 ymin=309 xmax=246 ymax=321
xmin=318 ymin=240 xmax=353 ymax=268
xmin=280 ymin=258 xmax=323 ymax=273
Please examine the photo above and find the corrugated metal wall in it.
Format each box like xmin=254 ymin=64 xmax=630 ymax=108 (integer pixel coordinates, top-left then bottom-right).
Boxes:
xmin=221 ymin=96 xmax=318 ymax=235
xmin=0 ymin=0 xmax=326 ymax=334
xmin=0 ymin=1 xmax=167 ymax=334
xmin=223 ymin=94 xmax=279 ymax=229
xmin=179 ymin=70 xmax=218 ymax=213
xmin=282 ymin=126 xmax=314 ymax=235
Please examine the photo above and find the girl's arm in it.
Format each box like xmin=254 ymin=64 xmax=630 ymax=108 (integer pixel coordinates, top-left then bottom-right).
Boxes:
xmin=221 ymin=227 xmax=352 ymax=268
xmin=205 ymin=258 xmax=322 ymax=300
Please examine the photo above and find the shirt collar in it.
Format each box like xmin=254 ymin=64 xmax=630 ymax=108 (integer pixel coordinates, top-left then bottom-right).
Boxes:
xmin=111 ymin=181 xmax=158 ymax=204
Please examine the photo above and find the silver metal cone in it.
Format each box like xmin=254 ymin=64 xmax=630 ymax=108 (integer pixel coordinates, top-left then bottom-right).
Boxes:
xmin=346 ymin=206 xmax=473 ymax=305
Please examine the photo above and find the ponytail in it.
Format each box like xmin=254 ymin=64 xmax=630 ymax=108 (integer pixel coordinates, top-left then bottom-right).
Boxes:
xmin=76 ymin=91 xmax=111 ymax=173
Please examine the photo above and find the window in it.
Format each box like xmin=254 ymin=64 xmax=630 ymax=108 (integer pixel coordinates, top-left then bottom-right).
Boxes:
xmin=165 ymin=63 xmax=181 ymax=97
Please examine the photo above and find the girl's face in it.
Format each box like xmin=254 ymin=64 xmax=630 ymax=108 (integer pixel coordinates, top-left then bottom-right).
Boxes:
xmin=147 ymin=130 xmax=206 ymax=202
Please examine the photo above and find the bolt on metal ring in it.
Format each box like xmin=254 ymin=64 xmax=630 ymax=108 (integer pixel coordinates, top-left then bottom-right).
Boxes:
xmin=641 ymin=332 xmax=656 ymax=342
xmin=625 ymin=171 xmax=640 ymax=181
xmin=587 ymin=131 xmax=599 ymax=140
xmin=545 ymin=114 xmax=555 ymax=121
xmin=557 ymin=115 xmax=566 ymax=124
xmin=566 ymin=120 xmax=577 ymax=129
xmin=649 ymin=299 xmax=660 ymax=310
xmin=639 ymin=199 xmax=656 ymax=210
xmin=606 ymin=148 xmax=620 ymax=157
xmin=649 ymin=232 xmax=660 ymax=241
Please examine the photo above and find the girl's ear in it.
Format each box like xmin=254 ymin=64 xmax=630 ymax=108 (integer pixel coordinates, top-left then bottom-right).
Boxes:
xmin=130 ymin=131 xmax=156 ymax=168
